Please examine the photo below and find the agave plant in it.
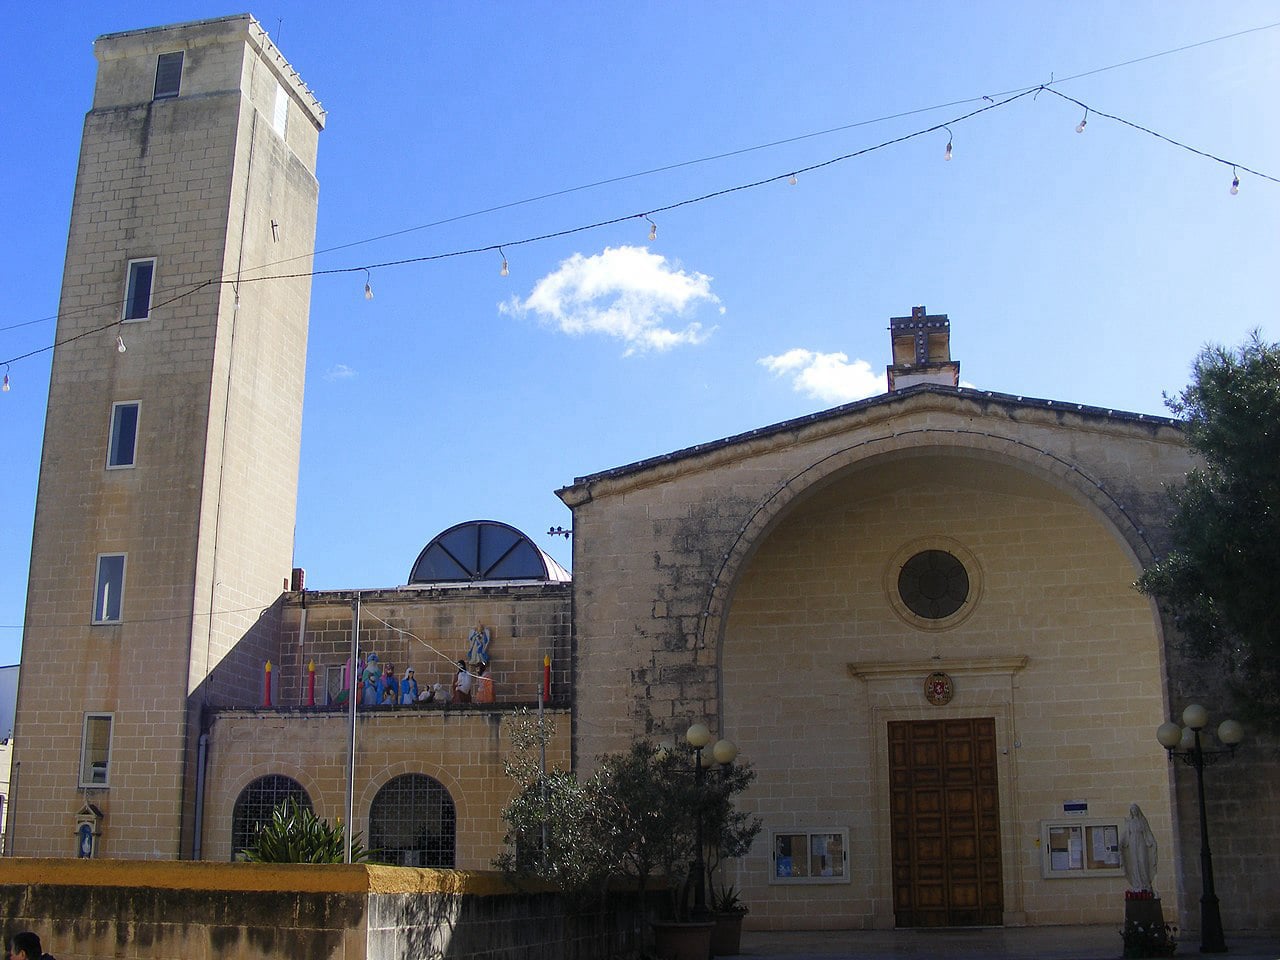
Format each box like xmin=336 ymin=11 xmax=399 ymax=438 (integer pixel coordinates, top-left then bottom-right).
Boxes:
xmin=242 ymin=797 xmax=368 ymax=863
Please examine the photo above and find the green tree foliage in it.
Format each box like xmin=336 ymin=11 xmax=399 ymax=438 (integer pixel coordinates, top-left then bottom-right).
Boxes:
xmin=496 ymin=715 xmax=760 ymax=919
xmin=242 ymin=797 xmax=368 ymax=863
xmin=1137 ymin=333 xmax=1280 ymax=728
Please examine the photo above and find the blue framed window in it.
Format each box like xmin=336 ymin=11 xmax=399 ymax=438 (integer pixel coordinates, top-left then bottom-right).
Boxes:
xmin=123 ymin=259 xmax=155 ymax=321
xmin=107 ymin=402 xmax=139 ymax=468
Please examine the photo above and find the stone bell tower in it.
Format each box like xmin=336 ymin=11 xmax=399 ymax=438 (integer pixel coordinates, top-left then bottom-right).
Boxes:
xmin=886 ymin=305 xmax=960 ymax=392
xmin=10 ymin=15 xmax=324 ymax=858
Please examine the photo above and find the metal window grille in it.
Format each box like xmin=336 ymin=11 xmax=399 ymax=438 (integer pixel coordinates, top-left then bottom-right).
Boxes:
xmin=231 ymin=775 xmax=312 ymax=858
xmin=368 ymin=774 xmax=456 ymax=867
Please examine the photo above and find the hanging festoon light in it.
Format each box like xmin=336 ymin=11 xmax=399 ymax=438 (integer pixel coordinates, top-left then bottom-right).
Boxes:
xmin=1076 ymin=109 xmax=1088 ymax=133
xmin=363 ymin=269 xmax=374 ymax=300
xmin=646 ymin=216 xmax=657 ymax=242
xmin=498 ymin=246 xmax=509 ymax=277
xmin=788 ymin=173 xmax=798 ymax=185
xmin=1230 ymin=167 xmax=1240 ymax=196
xmin=115 ymin=335 xmax=126 ymax=354
xmin=2 ymin=364 xmax=10 ymax=393
xmin=942 ymin=125 xmax=954 ymax=161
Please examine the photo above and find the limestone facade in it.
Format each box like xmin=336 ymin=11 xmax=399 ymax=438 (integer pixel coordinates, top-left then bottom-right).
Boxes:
xmin=11 ymin=15 xmax=324 ymax=859
xmin=560 ymin=388 xmax=1279 ymax=931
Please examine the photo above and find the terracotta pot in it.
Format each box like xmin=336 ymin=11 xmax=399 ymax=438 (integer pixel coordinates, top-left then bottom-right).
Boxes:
xmin=651 ymin=920 xmax=715 ymax=960
xmin=710 ymin=911 xmax=746 ymax=956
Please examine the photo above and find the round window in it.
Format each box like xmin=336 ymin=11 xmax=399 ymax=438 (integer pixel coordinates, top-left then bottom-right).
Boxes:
xmin=897 ymin=549 xmax=970 ymax=620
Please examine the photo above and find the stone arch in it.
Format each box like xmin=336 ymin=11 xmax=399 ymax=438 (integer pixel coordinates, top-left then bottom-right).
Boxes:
xmin=697 ymin=427 xmax=1157 ymax=657
xmin=365 ymin=771 xmax=458 ymax=867
xmin=229 ymin=773 xmax=313 ymax=859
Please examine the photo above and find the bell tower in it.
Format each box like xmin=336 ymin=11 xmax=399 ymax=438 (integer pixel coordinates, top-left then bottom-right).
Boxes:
xmin=886 ymin=305 xmax=960 ymax=392
xmin=10 ymin=16 xmax=324 ymax=858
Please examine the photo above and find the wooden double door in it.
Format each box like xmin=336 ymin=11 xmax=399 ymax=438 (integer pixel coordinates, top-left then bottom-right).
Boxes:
xmin=888 ymin=717 xmax=1003 ymax=927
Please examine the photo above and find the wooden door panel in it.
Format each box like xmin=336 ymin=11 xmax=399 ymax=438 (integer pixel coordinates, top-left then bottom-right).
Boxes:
xmin=888 ymin=717 xmax=1003 ymax=927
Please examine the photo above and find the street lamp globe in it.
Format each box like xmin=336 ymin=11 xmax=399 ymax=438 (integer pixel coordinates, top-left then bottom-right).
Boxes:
xmin=686 ymin=722 xmax=712 ymax=749
xmin=1182 ymin=703 xmax=1209 ymax=730
xmin=1217 ymin=719 xmax=1244 ymax=746
xmin=1156 ymin=721 xmax=1182 ymax=749
xmin=1178 ymin=725 xmax=1197 ymax=751
xmin=712 ymin=738 xmax=739 ymax=765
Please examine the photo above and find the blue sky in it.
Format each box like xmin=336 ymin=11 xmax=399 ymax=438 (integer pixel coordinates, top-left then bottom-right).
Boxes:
xmin=2 ymin=4 xmax=1277 ymax=664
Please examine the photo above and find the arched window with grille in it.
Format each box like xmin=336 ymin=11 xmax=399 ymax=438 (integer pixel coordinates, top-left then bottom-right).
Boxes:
xmin=368 ymin=773 xmax=456 ymax=867
xmin=231 ymin=774 xmax=312 ymax=859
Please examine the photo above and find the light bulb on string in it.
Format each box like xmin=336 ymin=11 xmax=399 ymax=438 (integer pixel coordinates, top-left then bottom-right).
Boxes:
xmin=942 ymin=125 xmax=953 ymax=161
xmin=646 ymin=217 xmax=657 ymax=242
xmin=498 ymin=247 xmax=509 ymax=277
xmin=2 ymin=365 xmax=9 ymax=393
xmin=788 ymin=173 xmax=798 ymax=186
xmin=1230 ymin=167 xmax=1240 ymax=196
xmin=1076 ymin=110 xmax=1088 ymax=133
xmin=364 ymin=269 xmax=374 ymax=300
xmin=115 ymin=335 xmax=126 ymax=354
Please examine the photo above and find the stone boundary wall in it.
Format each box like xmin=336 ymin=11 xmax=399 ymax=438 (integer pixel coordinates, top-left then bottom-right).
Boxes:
xmin=0 ymin=860 xmax=648 ymax=960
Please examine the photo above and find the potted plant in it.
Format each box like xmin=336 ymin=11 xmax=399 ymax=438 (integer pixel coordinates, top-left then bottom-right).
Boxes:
xmin=495 ymin=715 xmax=760 ymax=960
xmin=702 ymin=760 xmax=760 ymax=957
xmin=709 ymin=883 xmax=748 ymax=956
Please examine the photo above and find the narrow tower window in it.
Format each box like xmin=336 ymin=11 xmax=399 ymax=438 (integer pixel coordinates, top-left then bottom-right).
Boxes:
xmin=272 ymin=82 xmax=289 ymax=137
xmin=80 ymin=714 xmax=114 ymax=787
xmin=107 ymin=402 xmax=139 ymax=468
xmin=122 ymin=258 xmax=155 ymax=321
xmin=153 ymin=51 xmax=184 ymax=100
xmin=93 ymin=554 xmax=126 ymax=624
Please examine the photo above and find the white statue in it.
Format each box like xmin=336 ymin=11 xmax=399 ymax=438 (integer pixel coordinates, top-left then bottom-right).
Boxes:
xmin=1119 ymin=802 xmax=1158 ymax=893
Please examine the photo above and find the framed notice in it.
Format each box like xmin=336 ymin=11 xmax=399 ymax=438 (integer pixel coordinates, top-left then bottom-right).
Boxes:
xmin=1040 ymin=819 xmax=1123 ymax=878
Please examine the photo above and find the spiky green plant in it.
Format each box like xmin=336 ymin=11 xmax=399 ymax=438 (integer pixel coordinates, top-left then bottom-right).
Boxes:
xmin=242 ymin=797 xmax=368 ymax=863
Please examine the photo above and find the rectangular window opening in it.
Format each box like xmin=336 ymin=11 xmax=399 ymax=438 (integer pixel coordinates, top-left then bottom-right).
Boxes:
xmin=107 ymin=402 xmax=139 ymax=469
xmin=154 ymin=51 xmax=184 ymax=100
xmin=272 ymin=82 xmax=289 ymax=137
xmin=326 ymin=665 xmax=347 ymax=705
xmin=770 ymin=828 xmax=849 ymax=884
xmin=80 ymin=714 xmax=114 ymax=787
xmin=123 ymin=258 xmax=155 ymax=322
xmin=93 ymin=554 xmax=126 ymax=624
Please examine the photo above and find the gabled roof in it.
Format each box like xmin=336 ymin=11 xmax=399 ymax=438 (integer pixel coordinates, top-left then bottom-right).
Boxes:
xmin=559 ymin=383 xmax=1179 ymax=495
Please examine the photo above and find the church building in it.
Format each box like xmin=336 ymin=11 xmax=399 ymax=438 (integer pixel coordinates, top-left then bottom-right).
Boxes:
xmin=9 ymin=14 xmax=1277 ymax=939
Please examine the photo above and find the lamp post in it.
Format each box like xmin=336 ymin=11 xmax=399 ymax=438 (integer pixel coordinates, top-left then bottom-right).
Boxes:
xmin=1155 ymin=704 xmax=1244 ymax=954
xmin=685 ymin=722 xmax=738 ymax=919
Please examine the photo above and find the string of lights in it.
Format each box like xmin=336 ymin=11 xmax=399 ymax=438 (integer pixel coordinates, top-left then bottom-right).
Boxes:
xmin=132 ymin=17 xmax=1280 ymax=279
xmin=0 ymin=601 xmax=277 ymax=631
xmin=1 ymin=87 xmax=1272 ymax=389
xmin=362 ymin=608 xmax=484 ymax=682
xmin=4 ymin=19 xmax=1275 ymax=345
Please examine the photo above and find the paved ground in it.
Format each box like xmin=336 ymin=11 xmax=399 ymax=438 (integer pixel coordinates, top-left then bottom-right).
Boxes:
xmin=736 ymin=925 xmax=1280 ymax=959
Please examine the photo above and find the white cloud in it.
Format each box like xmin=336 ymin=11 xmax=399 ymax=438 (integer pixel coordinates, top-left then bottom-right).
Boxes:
xmin=499 ymin=245 xmax=719 ymax=355
xmin=324 ymin=363 xmax=357 ymax=381
xmin=758 ymin=348 xmax=885 ymax=404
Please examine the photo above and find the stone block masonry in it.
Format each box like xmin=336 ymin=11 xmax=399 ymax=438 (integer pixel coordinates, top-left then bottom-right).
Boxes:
xmin=0 ymin=860 xmax=650 ymax=960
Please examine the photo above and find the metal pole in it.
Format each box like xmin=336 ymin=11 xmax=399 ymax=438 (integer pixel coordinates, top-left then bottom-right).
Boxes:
xmin=345 ymin=594 xmax=360 ymax=864
xmin=538 ymin=682 xmax=548 ymax=866
xmin=1193 ymin=729 xmax=1226 ymax=953
xmin=692 ymin=745 xmax=708 ymax=918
